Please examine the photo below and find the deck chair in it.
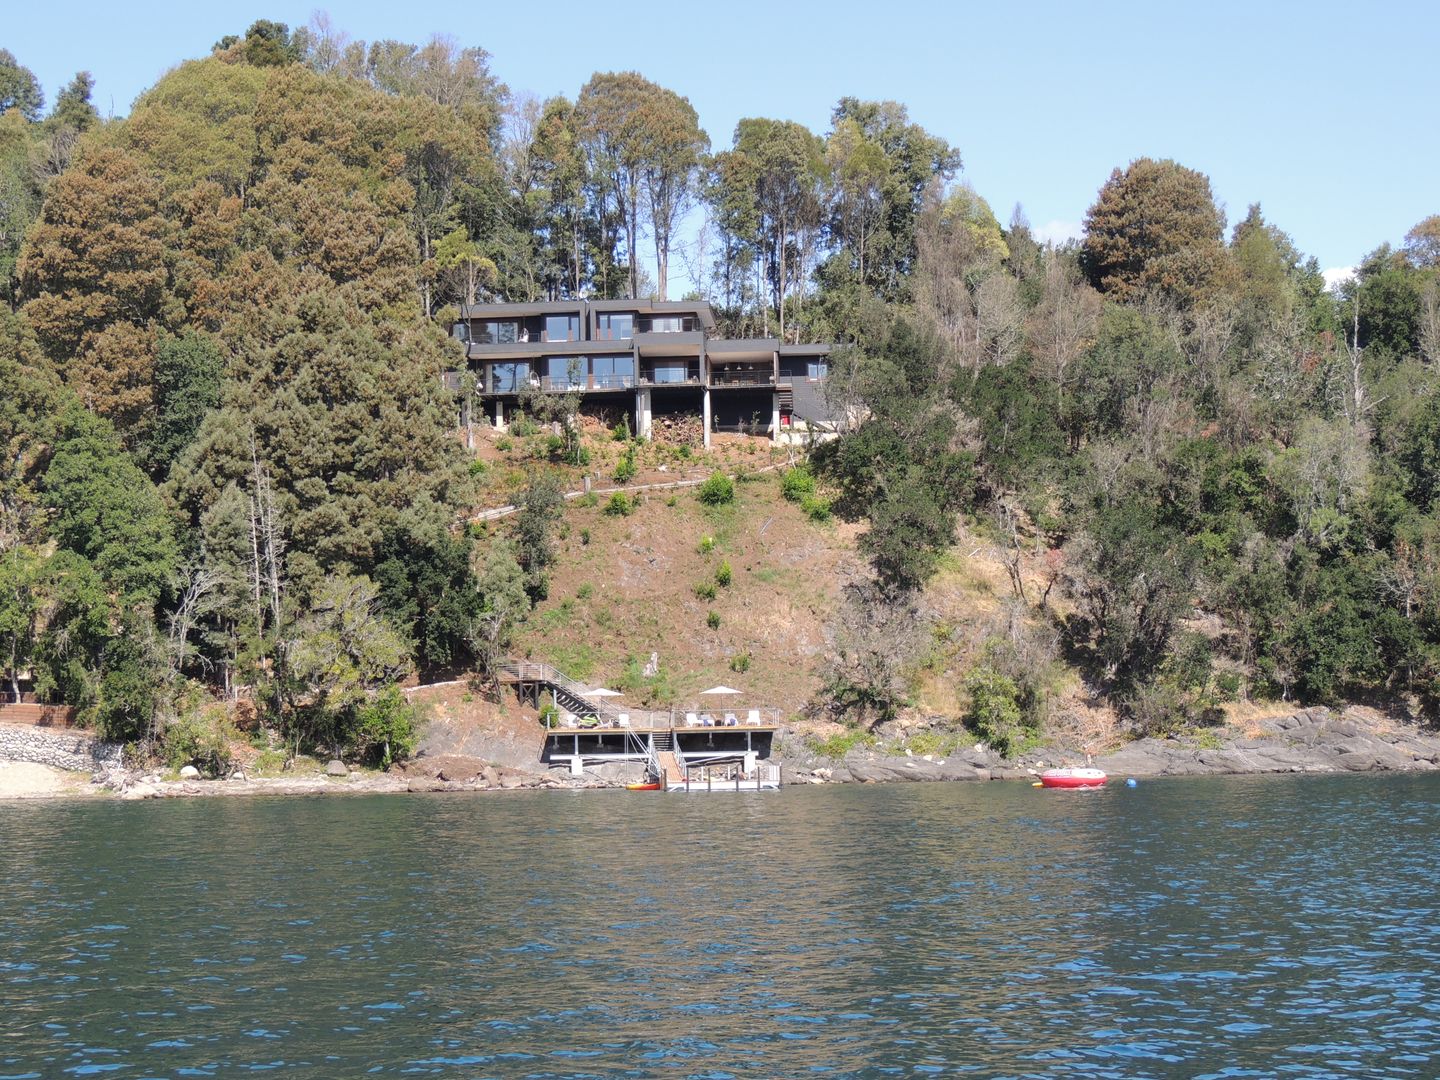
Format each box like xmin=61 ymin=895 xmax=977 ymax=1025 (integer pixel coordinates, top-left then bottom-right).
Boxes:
xmin=747 ymin=709 xmax=761 ymax=725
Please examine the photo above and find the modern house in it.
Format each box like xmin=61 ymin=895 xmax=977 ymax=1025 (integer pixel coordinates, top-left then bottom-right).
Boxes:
xmin=450 ymin=299 xmax=834 ymax=446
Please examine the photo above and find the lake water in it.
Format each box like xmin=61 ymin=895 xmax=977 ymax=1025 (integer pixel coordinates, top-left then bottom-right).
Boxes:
xmin=3 ymin=775 xmax=1439 ymax=1078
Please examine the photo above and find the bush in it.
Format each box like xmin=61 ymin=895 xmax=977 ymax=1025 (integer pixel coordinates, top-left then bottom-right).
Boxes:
xmin=698 ymin=535 xmax=715 ymax=554
xmin=698 ymin=471 xmax=735 ymax=506
xmin=577 ymin=583 xmax=593 ymax=599
xmin=781 ymin=464 xmax=816 ymax=502
xmin=539 ymin=702 xmax=560 ymax=728
xmin=613 ymin=447 xmax=636 ymax=484
xmin=510 ymin=412 xmax=539 ymax=437
xmin=495 ymin=436 xmax=513 ymax=452
xmin=706 ymin=610 xmax=721 ymax=630
xmin=162 ymin=705 xmax=238 ymax=777
xmin=693 ymin=581 xmax=717 ymax=600
xmin=347 ymin=686 xmax=420 ymax=768
xmin=467 ymin=458 xmax=488 ymax=477
xmin=801 ymin=494 xmax=833 ymax=522
xmin=604 ymin=492 xmax=634 ymax=516
xmin=579 ymin=527 xmax=591 ymax=545
xmin=730 ymin=651 xmax=751 ymax=674
xmin=964 ymin=664 xmax=1032 ymax=758
xmin=612 ymin=417 xmax=632 ymax=441
xmin=715 ymin=560 xmax=732 ymax=587
xmin=809 ymin=727 xmax=877 ymax=758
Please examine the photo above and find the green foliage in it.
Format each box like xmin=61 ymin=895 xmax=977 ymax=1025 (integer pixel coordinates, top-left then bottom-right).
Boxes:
xmin=576 ymin=583 xmax=593 ymax=600
xmin=613 ymin=445 xmax=637 ymax=483
xmin=706 ymin=610 xmax=721 ymax=629
xmin=514 ymin=473 xmax=563 ymax=602
xmin=604 ymin=491 xmax=635 ymax=516
xmin=697 ymin=535 xmax=715 ymax=554
xmin=809 ymin=727 xmax=877 ymax=758
xmin=693 ymin=581 xmax=717 ymax=601
xmin=963 ymin=665 xmax=1029 ymax=758
xmin=781 ymin=464 xmax=816 ymax=502
xmin=714 ymin=560 xmax=733 ymax=587
xmin=729 ymin=651 xmax=751 ymax=674
xmin=347 ymin=686 xmax=421 ymax=767
xmin=698 ymin=471 xmax=735 ymax=505
xmin=162 ymin=703 xmax=238 ymax=775
xmin=801 ymin=494 xmax=833 ymax=522
xmin=373 ymin=526 xmax=483 ymax=675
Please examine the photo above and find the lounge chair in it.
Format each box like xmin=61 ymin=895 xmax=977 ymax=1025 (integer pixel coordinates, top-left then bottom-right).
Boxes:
xmin=747 ymin=709 xmax=760 ymax=725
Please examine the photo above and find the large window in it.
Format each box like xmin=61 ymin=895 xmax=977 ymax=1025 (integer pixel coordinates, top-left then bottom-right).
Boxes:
xmin=476 ymin=320 xmax=520 ymax=344
xmin=651 ymin=360 xmax=689 ymax=384
xmin=451 ymin=322 xmax=470 ymax=343
xmin=807 ymin=359 xmax=830 ymax=380
xmin=490 ymin=362 xmax=531 ymax=392
xmin=648 ymin=316 xmax=685 ymax=333
xmin=591 ymin=355 xmax=634 ymax=389
xmin=596 ymin=313 xmax=634 ymax=340
xmin=543 ymin=356 xmax=585 ymax=390
xmin=545 ymin=314 xmax=580 ymax=342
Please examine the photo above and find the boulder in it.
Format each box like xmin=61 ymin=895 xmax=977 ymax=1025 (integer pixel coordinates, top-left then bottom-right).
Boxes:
xmin=179 ymin=765 xmax=201 ymax=780
xmin=325 ymin=759 xmax=349 ymax=777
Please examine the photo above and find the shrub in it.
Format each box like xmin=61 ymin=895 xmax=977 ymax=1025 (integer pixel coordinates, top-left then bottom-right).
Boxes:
xmin=698 ymin=535 xmax=715 ymax=554
xmin=579 ymin=527 xmax=591 ymax=545
xmin=162 ymin=706 xmax=237 ymax=777
xmin=706 ymin=610 xmax=721 ymax=630
xmin=538 ymin=702 xmax=560 ymax=728
xmin=577 ymin=583 xmax=593 ymax=599
xmin=801 ymin=494 xmax=833 ymax=522
xmin=665 ymin=494 xmax=678 ymax=507
xmin=574 ymin=492 xmax=598 ymax=508
xmin=715 ymin=560 xmax=733 ymax=587
xmin=613 ymin=447 xmax=637 ymax=484
xmin=810 ymin=728 xmax=876 ymax=758
xmin=612 ymin=417 xmax=632 ymax=441
xmin=698 ymin=471 xmax=734 ymax=506
xmin=347 ymin=686 xmax=421 ymax=768
xmin=729 ymin=652 xmax=751 ymax=674
xmin=693 ymin=581 xmax=717 ymax=600
xmin=510 ymin=413 xmax=539 ymax=437
xmin=495 ymin=436 xmax=513 ymax=452
xmin=467 ymin=458 xmax=488 ymax=477
xmin=604 ymin=492 xmax=634 ymax=516
xmin=781 ymin=464 xmax=816 ymax=502
xmin=964 ymin=664 xmax=1032 ymax=758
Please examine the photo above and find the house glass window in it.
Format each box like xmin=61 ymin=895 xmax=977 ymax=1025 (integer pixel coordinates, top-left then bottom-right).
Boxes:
xmin=451 ymin=322 xmax=470 ymax=343
xmin=596 ymin=313 xmax=634 ymax=340
xmin=648 ymin=316 xmax=684 ymax=333
xmin=591 ymin=355 xmax=634 ymax=388
xmin=543 ymin=356 xmax=585 ymax=390
xmin=545 ymin=314 xmax=580 ymax=342
xmin=490 ymin=362 xmax=531 ymax=392
xmin=807 ymin=359 xmax=830 ymax=380
xmin=651 ymin=360 xmax=689 ymax=384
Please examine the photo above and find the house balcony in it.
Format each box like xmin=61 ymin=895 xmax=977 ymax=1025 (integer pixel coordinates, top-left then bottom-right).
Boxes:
xmin=709 ymin=368 xmax=776 ymax=387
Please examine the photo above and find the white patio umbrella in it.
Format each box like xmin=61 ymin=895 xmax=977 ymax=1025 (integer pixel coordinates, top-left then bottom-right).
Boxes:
xmin=587 ymin=687 xmax=623 ymax=697
xmin=699 ymin=685 xmax=743 ymax=696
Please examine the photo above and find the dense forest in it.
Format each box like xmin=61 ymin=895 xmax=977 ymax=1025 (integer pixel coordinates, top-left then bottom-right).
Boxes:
xmin=2 ymin=19 xmax=1439 ymax=769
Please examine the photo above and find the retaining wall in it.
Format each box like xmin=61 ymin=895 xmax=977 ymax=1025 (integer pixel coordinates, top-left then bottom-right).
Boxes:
xmin=0 ymin=722 xmax=123 ymax=772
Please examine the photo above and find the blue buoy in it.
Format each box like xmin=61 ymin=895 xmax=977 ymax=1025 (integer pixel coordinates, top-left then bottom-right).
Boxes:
xmin=1125 ymin=778 xmax=1137 ymax=788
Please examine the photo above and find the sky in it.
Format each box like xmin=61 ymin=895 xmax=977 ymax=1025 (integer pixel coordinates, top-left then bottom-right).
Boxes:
xmin=9 ymin=0 xmax=1440 ymax=288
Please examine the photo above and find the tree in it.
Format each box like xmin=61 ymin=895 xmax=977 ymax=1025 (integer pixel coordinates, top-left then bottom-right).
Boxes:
xmin=1027 ymin=249 xmax=1102 ymax=418
xmin=284 ymin=573 xmax=411 ymax=758
xmin=1404 ymin=215 xmax=1440 ymax=269
xmin=513 ymin=472 xmax=563 ymax=603
xmin=433 ymin=226 xmax=497 ymax=306
xmin=373 ymin=525 xmax=484 ymax=675
xmin=149 ymin=330 xmax=223 ymax=475
xmin=818 ymin=581 xmax=926 ymax=727
xmin=1080 ymin=157 xmax=1229 ymax=306
xmin=813 ymin=320 xmax=974 ymax=591
xmin=576 ymin=72 xmax=707 ymax=300
xmin=0 ymin=49 xmax=43 ymax=121
xmin=19 ymin=146 xmax=174 ymax=446
xmin=42 ymin=404 xmax=178 ymax=608
xmin=469 ymin=538 xmax=527 ymax=679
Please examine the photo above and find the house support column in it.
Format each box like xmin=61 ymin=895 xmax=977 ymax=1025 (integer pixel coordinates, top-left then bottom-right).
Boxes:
xmin=493 ymin=398 xmax=507 ymax=432
xmin=702 ymin=388 xmax=712 ymax=449
xmin=770 ymin=392 xmax=781 ymax=444
xmin=635 ymin=387 xmax=652 ymax=440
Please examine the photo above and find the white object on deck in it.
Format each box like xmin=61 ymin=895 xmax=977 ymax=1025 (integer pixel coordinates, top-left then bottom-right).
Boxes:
xmin=685 ymin=712 xmax=698 ymax=726
xmin=617 ymin=714 xmax=630 ymax=727
xmin=746 ymin=709 xmax=760 ymax=725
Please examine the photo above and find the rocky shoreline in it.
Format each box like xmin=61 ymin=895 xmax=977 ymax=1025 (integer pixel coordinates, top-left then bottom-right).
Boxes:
xmin=5 ymin=706 xmax=1440 ymax=801
xmin=781 ymin=706 xmax=1440 ymax=784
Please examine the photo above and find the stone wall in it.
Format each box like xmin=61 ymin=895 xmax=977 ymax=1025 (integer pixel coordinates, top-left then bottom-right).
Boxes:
xmin=0 ymin=722 xmax=123 ymax=772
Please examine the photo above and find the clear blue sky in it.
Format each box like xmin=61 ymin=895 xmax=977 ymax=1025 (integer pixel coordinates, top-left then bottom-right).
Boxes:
xmin=9 ymin=0 xmax=1440 ymax=281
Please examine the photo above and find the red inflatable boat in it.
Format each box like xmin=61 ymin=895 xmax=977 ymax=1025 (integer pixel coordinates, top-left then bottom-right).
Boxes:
xmin=1039 ymin=768 xmax=1108 ymax=789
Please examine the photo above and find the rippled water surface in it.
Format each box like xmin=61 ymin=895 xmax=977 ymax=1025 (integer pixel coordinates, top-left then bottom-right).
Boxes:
xmin=4 ymin=775 xmax=1440 ymax=1077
